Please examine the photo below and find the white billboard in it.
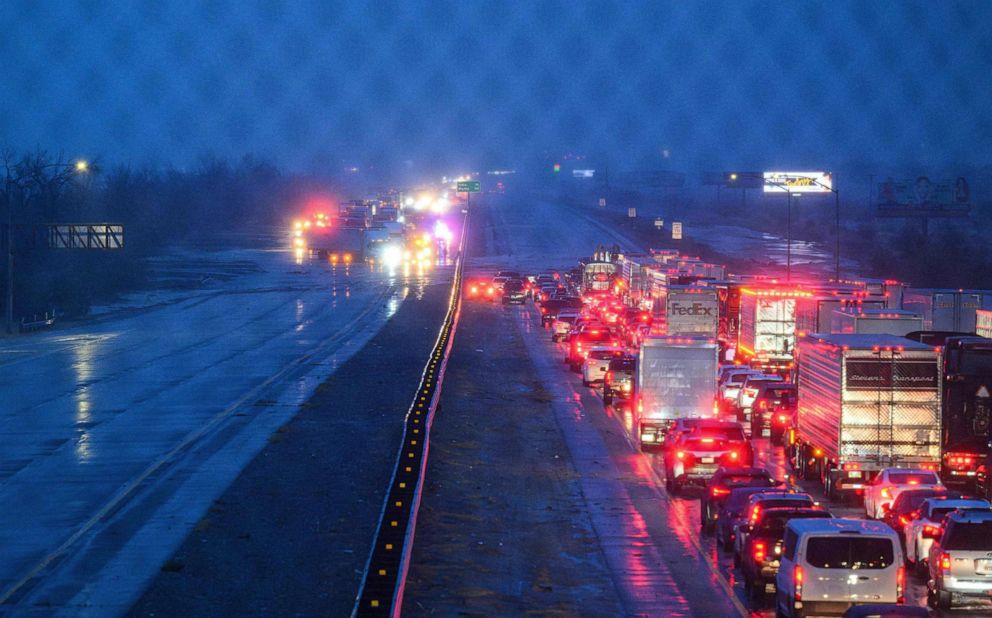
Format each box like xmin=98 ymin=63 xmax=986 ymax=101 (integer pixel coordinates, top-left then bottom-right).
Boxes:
xmin=572 ymin=169 xmax=595 ymax=178
xmin=763 ymin=171 xmax=832 ymax=194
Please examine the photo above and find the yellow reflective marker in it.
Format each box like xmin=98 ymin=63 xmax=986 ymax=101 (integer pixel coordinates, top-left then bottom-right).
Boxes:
xmin=386 ymin=543 xmax=393 ymax=550
xmin=379 ymin=569 xmax=386 ymax=576
xmin=391 ymin=520 xmax=398 ymax=527
xmin=405 ymin=467 xmax=412 ymax=472
xmin=399 ymin=482 xmax=406 ymax=489
xmin=395 ymin=501 xmax=402 ymax=507
xmin=371 ymin=600 xmax=379 ymax=608
xmin=411 ymin=440 xmax=417 ymax=445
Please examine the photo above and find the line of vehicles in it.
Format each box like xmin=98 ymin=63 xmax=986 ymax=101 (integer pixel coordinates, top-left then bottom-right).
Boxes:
xmin=473 ymin=245 xmax=992 ymax=615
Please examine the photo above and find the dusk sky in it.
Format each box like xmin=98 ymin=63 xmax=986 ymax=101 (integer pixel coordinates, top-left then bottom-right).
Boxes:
xmin=3 ymin=1 xmax=990 ymax=173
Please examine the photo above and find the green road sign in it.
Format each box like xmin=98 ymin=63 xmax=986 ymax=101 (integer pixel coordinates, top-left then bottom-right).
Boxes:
xmin=456 ymin=181 xmax=481 ymax=193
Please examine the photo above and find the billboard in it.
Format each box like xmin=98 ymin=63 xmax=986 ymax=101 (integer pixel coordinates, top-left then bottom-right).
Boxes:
xmin=763 ymin=171 xmax=832 ymax=194
xmin=572 ymin=169 xmax=595 ymax=178
xmin=876 ymin=176 xmax=971 ymax=218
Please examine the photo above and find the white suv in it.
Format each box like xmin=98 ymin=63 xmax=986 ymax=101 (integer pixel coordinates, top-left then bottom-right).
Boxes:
xmin=864 ymin=467 xmax=943 ymax=520
xmin=904 ymin=497 xmax=990 ymax=575
xmin=775 ymin=519 xmax=904 ymax=618
xmin=581 ymin=346 xmax=625 ymax=387
xmin=927 ymin=510 xmax=992 ymax=610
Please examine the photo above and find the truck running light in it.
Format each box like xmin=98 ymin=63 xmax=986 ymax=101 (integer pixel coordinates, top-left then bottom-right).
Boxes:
xmin=896 ymin=565 xmax=905 ymax=603
xmin=751 ymin=506 xmax=760 ymax=522
xmin=711 ymin=486 xmax=730 ymax=497
xmin=794 ymin=565 xmax=803 ymax=601
xmin=842 ymin=463 xmax=860 ymax=471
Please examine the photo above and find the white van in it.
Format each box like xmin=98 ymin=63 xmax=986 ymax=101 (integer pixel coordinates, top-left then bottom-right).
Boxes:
xmin=775 ymin=519 xmax=904 ymax=617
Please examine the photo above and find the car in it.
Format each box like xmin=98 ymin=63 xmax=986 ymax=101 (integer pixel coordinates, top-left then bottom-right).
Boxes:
xmin=660 ymin=418 xmax=713 ymax=452
xmin=664 ymin=430 xmax=751 ymax=494
xmin=538 ymin=296 xmax=583 ymax=327
xmin=551 ymin=309 xmax=580 ymax=342
xmin=566 ymin=328 xmax=617 ymax=371
xmin=717 ymin=486 xmax=782 ymax=552
xmin=734 ymin=373 xmax=785 ymax=433
xmin=733 ymin=491 xmax=817 ymax=568
xmin=882 ymin=487 xmax=961 ymax=540
xmin=581 ymin=346 xmax=625 ymax=387
xmin=465 ymin=278 xmax=496 ymax=301
xmin=864 ymin=468 xmax=944 ymax=520
xmin=700 ymin=467 xmax=780 ymax=533
xmin=602 ymin=354 xmax=635 ymax=405
xmin=741 ymin=507 xmax=832 ymax=604
xmin=749 ymin=382 xmax=797 ymax=444
xmin=904 ymin=497 xmax=990 ymax=575
xmin=927 ymin=510 xmax=992 ymax=609
xmin=775 ymin=519 xmax=904 ymax=618
xmin=501 ymin=278 xmax=527 ymax=304
xmin=717 ymin=368 xmax=761 ymax=409
xmin=492 ymin=270 xmax=521 ymax=289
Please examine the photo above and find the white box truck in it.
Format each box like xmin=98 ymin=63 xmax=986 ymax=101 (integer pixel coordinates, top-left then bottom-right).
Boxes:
xmin=635 ymin=335 xmax=719 ymax=449
xmin=831 ymin=308 xmax=923 ymax=336
xmin=737 ymin=287 xmax=810 ymax=376
xmin=665 ymin=287 xmax=719 ymax=337
xmin=790 ymin=334 xmax=941 ymax=499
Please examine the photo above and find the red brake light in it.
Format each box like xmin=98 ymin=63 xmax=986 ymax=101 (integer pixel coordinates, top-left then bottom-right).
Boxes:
xmin=794 ymin=565 xmax=803 ymax=601
xmin=711 ymin=486 xmax=731 ymax=497
xmin=758 ymin=400 xmax=767 ymax=409
xmin=940 ymin=552 xmax=951 ymax=572
xmin=777 ymin=414 xmax=788 ymax=423
xmin=896 ymin=565 xmax=905 ymax=603
xmin=898 ymin=515 xmax=910 ymax=526
xmin=880 ymin=487 xmax=892 ymax=500
xmin=750 ymin=505 xmax=761 ymax=522
xmin=729 ymin=450 xmax=739 ymax=460
xmin=676 ymin=450 xmax=685 ymax=460
xmin=753 ymin=541 xmax=766 ymax=563
xmin=842 ymin=462 xmax=860 ymax=471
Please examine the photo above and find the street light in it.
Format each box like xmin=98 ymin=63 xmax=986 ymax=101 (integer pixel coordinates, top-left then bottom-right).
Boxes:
xmin=728 ymin=173 xmax=796 ymax=280
xmin=4 ymin=158 xmax=89 ymax=334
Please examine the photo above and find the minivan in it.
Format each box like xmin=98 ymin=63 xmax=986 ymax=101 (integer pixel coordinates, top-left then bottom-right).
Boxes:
xmin=776 ymin=519 xmax=904 ymax=617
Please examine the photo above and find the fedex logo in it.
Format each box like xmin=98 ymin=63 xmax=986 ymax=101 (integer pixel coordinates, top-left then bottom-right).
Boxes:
xmin=671 ymin=302 xmax=714 ymax=317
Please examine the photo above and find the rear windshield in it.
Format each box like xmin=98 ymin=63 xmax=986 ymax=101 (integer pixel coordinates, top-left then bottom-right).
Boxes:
xmin=684 ymin=437 xmax=730 ymax=452
xmin=504 ymin=281 xmax=523 ymax=291
xmin=889 ymin=472 xmax=939 ymax=485
xmin=699 ymin=427 xmax=746 ymax=442
xmin=761 ymin=388 xmax=796 ymax=401
xmin=589 ymin=350 xmax=623 ymax=360
xmin=756 ymin=498 xmax=814 ymax=512
xmin=945 ymin=521 xmax=992 ymax=550
xmin=556 ymin=315 xmax=578 ymax=324
xmin=757 ymin=512 xmax=830 ymax=536
xmin=728 ymin=373 xmax=752 ymax=384
xmin=609 ymin=358 xmax=636 ymax=371
xmin=723 ymin=474 xmax=772 ymax=487
xmin=805 ymin=537 xmax=895 ymax=569
xmin=581 ymin=331 xmax=614 ymax=342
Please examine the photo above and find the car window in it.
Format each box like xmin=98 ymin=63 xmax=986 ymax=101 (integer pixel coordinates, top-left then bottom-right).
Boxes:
xmin=589 ymin=350 xmax=622 ymax=360
xmin=888 ymin=472 xmax=939 ymax=485
xmin=944 ymin=521 xmax=992 ymax=550
xmin=757 ymin=512 xmax=829 ymax=536
xmin=756 ymin=498 xmax=814 ymax=512
xmin=722 ymin=474 xmax=771 ymax=487
xmin=805 ymin=537 xmax=894 ymax=569
xmin=783 ymin=529 xmax=798 ymax=561
xmin=698 ymin=427 xmax=746 ymax=442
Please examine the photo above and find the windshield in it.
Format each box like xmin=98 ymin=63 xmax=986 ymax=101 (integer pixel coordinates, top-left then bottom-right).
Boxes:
xmin=697 ymin=427 xmax=747 ymax=442
xmin=806 ymin=537 xmax=895 ymax=570
xmin=756 ymin=512 xmax=829 ymax=537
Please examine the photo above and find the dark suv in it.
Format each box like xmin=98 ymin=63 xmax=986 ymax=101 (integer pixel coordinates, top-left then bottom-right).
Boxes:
xmin=750 ymin=383 xmax=797 ymax=444
xmin=602 ymin=355 xmax=635 ymax=405
xmin=701 ymin=467 xmax=780 ymax=533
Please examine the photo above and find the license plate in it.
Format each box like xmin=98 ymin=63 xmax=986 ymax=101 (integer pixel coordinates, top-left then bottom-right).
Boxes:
xmin=849 ymin=471 xmax=862 ymax=478
xmin=701 ymin=457 xmax=714 ymax=464
xmin=977 ymin=559 xmax=992 ymax=574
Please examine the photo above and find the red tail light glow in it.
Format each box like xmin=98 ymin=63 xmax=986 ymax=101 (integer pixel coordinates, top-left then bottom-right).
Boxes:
xmin=880 ymin=487 xmax=892 ymax=499
xmin=896 ymin=565 xmax=905 ymax=603
xmin=794 ymin=565 xmax=803 ymax=601
xmin=940 ymin=552 xmax=951 ymax=572
xmin=753 ymin=541 xmax=766 ymax=563
xmin=676 ymin=451 xmax=685 ymax=460
xmin=711 ymin=486 xmax=731 ymax=497
xmin=842 ymin=462 xmax=860 ymax=471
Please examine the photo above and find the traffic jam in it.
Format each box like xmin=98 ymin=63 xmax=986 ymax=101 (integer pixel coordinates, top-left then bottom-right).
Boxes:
xmin=467 ymin=247 xmax=992 ymax=616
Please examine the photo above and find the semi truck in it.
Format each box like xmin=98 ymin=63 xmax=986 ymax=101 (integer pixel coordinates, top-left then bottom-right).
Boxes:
xmin=582 ymin=261 xmax=616 ymax=292
xmin=789 ymin=334 xmax=942 ymax=500
xmin=902 ymin=288 xmax=992 ymax=332
xmin=831 ymin=308 xmax=924 ymax=336
xmin=904 ymin=332 xmax=992 ymax=490
xmin=635 ymin=335 xmax=719 ymax=449
xmin=736 ymin=287 xmax=812 ymax=376
xmin=794 ymin=294 xmax=886 ymax=334
xmin=301 ymin=222 xmax=366 ymax=262
xmin=663 ymin=287 xmax=719 ymax=337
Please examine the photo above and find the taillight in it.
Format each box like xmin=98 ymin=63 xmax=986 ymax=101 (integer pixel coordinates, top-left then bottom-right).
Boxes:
xmin=776 ymin=414 xmax=788 ymax=423
xmin=940 ymin=552 xmax=951 ymax=573
xmin=751 ymin=505 xmax=761 ymax=523
xmin=896 ymin=565 xmax=904 ymax=604
xmin=470 ymin=285 xmax=478 ymax=295
xmin=605 ymin=371 xmax=613 ymax=385
xmin=880 ymin=487 xmax=892 ymax=500
xmin=758 ymin=400 xmax=767 ymax=409
xmin=923 ymin=524 xmax=942 ymax=539
xmin=711 ymin=486 xmax=731 ymax=497
xmin=728 ymin=450 xmax=739 ymax=461
xmin=898 ymin=515 xmax=910 ymax=526
xmin=794 ymin=565 xmax=803 ymax=601
xmin=753 ymin=541 xmax=766 ymax=563
xmin=676 ymin=450 xmax=685 ymax=460
xmin=842 ymin=462 xmax=860 ymax=471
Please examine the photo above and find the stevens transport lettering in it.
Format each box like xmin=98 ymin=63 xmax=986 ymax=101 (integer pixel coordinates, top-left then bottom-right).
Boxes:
xmin=845 ymin=360 xmax=938 ymax=390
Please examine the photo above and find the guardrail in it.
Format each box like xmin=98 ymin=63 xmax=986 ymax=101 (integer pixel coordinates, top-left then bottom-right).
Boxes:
xmin=353 ymin=213 xmax=467 ymax=617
